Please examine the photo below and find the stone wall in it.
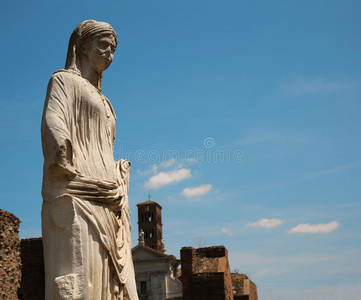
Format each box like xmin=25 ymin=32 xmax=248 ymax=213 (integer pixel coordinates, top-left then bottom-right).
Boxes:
xmin=180 ymin=246 xmax=234 ymax=300
xmin=17 ymin=238 xmax=45 ymax=300
xmin=248 ymin=279 xmax=258 ymax=300
xmin=1 ymin=208 xmax=258 ymax=300
xmin=232 ymin=273 xmax=258 ymax=300
xmin=0 ymin=209 xmax=21 ymax=300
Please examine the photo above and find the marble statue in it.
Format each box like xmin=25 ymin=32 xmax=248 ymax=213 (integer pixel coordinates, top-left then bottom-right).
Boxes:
xmin=41 ymin=20 xmax=138 ymax=299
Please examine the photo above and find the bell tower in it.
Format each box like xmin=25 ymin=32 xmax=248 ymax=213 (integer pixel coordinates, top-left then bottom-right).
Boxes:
xmin=137 ymin=199 xmax=164 ymax=252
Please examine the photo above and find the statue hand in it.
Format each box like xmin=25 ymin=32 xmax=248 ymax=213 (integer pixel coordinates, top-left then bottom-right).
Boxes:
xmin=49 ymin=163 xmax=79 ymax=180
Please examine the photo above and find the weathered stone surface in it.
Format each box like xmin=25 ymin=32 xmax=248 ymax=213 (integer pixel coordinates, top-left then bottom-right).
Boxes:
xmin=41 ymin=20 xmax=137 ymax=299
xmin=232 ymin=273 xmax=258 ymax=300
xmin=180 ymin=246 xmax=234 ymax=300
xmin=0 ymin=209 xmax=21 ymax=300
xmin=18 ymin=238 xmax=45 ymax=300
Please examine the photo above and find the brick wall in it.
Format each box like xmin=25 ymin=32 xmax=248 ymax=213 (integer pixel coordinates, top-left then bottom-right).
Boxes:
xmin=248 ymin=279 xmax=258 ymax=300
xmin=231 ymin=273 xmax=258 ymax=300
xmin=180 ymin=246 xmax=234 ymax=300
xmin=137 ymin=201 xmax=163 ymax=251
xmin=0 ymin=209 xmax=21 ymax=300
xmin=17 ymin=238 xmax=45 ymax=300
xmin=1 ymin=208 xmax=258 ymax=300
xmin=180 ymin=247 xmax=195 ymax=299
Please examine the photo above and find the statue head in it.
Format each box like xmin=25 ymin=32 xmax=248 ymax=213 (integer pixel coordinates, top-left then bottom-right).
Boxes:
xmin=65 ymin=20 xmax=118 ymax=89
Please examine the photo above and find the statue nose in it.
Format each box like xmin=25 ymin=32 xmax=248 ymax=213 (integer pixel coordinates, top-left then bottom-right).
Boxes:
xmin=105 ymin=45 xmax=113 ymax=54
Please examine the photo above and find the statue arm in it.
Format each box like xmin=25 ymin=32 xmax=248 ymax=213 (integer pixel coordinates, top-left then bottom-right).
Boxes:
xmin=117 ymin=159 xmax=132 ymax=230
xmin=41 ymin=73 xmax=77 ymax=180
xmin=41 ymin=72 xmax=124 ymax=209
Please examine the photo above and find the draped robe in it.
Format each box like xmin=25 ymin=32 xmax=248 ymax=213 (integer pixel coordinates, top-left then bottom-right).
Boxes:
xmin=41 ymin=70 xmax=138 ymax=300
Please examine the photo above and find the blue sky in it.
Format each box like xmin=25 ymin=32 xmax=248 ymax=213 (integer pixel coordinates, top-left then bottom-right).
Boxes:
xmin=1 ymin=1 xmax=361 ymax=299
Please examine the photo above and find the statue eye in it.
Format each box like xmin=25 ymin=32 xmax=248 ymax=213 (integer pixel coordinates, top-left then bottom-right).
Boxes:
xmin=98 ymin=41 xmax=109 ymax=49
xmin=97 ymin=37 xmax=116 ymax=52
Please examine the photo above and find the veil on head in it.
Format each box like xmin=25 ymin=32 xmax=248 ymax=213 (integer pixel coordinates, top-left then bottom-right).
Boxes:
xmin=65 ymin=20 xmax=118 ymax=71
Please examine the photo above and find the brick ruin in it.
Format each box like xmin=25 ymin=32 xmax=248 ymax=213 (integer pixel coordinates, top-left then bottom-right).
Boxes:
xmin=232 ymin=273 xmax=258 ymax=300
xmin=1 ymin=210 xmax=258 ymax=299
xmin=0 ymin=211 xmax=45 ymax=300
xmin=180 ymin=246 xmax=234 ymax=300
xmin=17 ymin=238 xmax=44 ymax=300
xmin=0 ymin=209 xmax=21 ymax=300
xmin=180 ymin=246 xmax=258 ymax=300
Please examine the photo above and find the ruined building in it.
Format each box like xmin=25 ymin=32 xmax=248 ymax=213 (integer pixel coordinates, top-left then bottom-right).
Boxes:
xmin=0 ymin=209 xmax=21 ymax=300
xmin=231 ymin=273 xmax=258 ymax=300
xmin=17 ymin=238 xmax=44 ymax=300
xmin=180 ymin=246 xmax=258 ymax=300
xmin=180 ymin=246 xmax=234 ymax=300
xmin=1 ymin=201 xmax=258 ymax=299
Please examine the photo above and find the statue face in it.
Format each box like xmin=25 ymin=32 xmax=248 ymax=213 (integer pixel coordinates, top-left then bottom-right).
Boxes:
xmin=84 ymin=34 xmax=117 ymax=73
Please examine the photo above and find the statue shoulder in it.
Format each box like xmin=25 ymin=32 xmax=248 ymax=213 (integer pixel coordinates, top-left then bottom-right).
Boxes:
xmin=52 ymin=69 xmax=80 ymax=79
xmin=48 ymin=69 xmax=82 ymax=88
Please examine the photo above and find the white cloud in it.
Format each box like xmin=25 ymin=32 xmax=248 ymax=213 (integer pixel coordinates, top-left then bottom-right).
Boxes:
xmin=183 ymin=158 xmax=198 ymax=163
xmin=144 ymin=168 xmax=191 ymax=189
xmin=221 ymin=227 xmax=233 ymax=236
xmin=159 ymin=158 xmax=176 ymax=168
xmin=229 ymin=249 xmax=361 ymax=280
xmin=240 ymin=161 xmax=361 ymax=194
xmin=137 ymin=164 xmax=158 ymax=176
xmin=255 ymin=267 xmax=291 ymax=278
xmin=137 ymin=159 xmax=188 ymax=176
xmin=246 ymin=218 xmax=283 ymax=228
xmin=280 ymin=77 xmax=361 ymax=96
xmin=287 ymin=221 xmax=341 ymax=234
xmin=300 ymin=161 xmax=361 ymax=182
xmin=227 ymin=249 xmax=361 ymax=300
xmin=261 ymin=285 xmax=361 ymax=300
xmin=181 ymin=184 xmax=212 ymax=198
